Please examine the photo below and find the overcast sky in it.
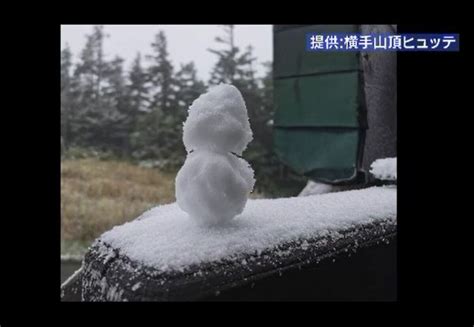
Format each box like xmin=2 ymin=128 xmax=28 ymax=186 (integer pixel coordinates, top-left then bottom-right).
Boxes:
xmin=60 ymin=25 xmax=273 ymax=81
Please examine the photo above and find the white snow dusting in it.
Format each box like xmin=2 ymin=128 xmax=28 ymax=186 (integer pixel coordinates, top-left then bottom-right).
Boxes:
xmin=100 ymin=186 xmax=396 ymax=272
xmin=370 ymin=157 xmax=397 ymax=181
xmin=176 ymin=84 xmax=255 ymax=225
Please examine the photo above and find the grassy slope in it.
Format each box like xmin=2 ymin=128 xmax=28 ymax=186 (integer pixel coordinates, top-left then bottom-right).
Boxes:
xmin=61 ymin=157 xmax=282 ymax=255
xmin=61 ymin=158 xmax=176 ymax=254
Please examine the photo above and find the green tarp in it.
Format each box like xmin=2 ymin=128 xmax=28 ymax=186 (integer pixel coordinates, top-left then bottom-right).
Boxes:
xmin=273 ymin=25 xmax=366 ymax=183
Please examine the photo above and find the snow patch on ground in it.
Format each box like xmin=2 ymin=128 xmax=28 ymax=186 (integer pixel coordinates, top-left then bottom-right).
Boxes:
xmin=100 ymin=186 xmax=396 ymax=272
xmin=370 ymin=157 xmax=397 ymax=181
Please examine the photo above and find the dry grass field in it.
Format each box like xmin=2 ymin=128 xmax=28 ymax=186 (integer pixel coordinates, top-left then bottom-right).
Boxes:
xmin=60 ymin=157 xmax=271 ymax=255
xmin=61 ymin=158 xmax=176 ymax=254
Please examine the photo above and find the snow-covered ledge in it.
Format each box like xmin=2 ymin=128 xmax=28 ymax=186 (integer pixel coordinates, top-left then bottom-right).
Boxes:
xmin=73 ymin=186 xmax=396 ymax=301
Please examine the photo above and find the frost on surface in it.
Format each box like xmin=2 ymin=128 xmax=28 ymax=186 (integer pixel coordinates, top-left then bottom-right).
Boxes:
xmin=100 ymin=186 xmax=397 ymax=272
xmin=176 ymin=84 xmax=255 ymax=225
xmin=370 ymin=157 xmax=397 ymax=181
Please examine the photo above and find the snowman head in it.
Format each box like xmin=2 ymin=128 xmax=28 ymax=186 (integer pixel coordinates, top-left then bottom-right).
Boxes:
xmin=182 ymin=84 xmax=253 ymax=155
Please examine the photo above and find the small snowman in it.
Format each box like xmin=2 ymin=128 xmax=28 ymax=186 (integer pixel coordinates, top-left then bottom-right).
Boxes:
xmin=175 ymin=84 xmax=255 ymax=225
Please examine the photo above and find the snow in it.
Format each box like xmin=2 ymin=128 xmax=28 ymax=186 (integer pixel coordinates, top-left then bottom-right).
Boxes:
xmin=182 ymin=84 xmax=253 ymax=156
xmin=176 ymin=150 xmax=255 ymax=224
xmin=299 ymin=181 xmax=349 ymax=196
xmin=370 ymin=157 xmax=397 ymax=181
xmin=100 ymin=186 xmax=396 ymax=272
xmin=176 ymin=84 xmax=255 ymax=225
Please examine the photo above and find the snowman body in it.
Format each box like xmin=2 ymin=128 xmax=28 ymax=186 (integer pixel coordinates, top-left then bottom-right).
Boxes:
xmin=175 ymin=84 xmax=255 ymax=225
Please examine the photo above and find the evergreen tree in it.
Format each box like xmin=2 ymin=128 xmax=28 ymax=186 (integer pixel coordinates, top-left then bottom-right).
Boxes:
xmin=208 ymin=25 xmax=239 ymax=85
xmin=128 ymin=53 xmax=149 ymax=122
xmin=175 ymin=62 xmax=206 ymax=118
xmin=208 ymin=26 xmax=258 ymax=88
xmin=61 ymin=44 xmax=73 ymax=152
xmin=61 ymin=45 xmax=73 ymax=92
xmin=207 ymin=26 xmax=261 ymax=123
xmin=127 ymin=53 xmax=149 ymax=156
xmin=100 ymin=56 xmax=129 ymax=155
xmin=135 ymin=30 xmax=182 ymax=166
xmin=147 ymin=31 xmax=176 ymax=114
xmin=71 ymin=25 xmax=109 ymax=148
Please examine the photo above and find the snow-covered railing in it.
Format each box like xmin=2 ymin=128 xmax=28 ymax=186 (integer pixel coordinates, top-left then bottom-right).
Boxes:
xmin=60 ymin=185 xmax=396 ymax=301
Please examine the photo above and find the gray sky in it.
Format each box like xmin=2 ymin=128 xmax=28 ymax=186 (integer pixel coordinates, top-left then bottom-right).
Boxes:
xmin=60 ymin=25 xmax=273 ymax=81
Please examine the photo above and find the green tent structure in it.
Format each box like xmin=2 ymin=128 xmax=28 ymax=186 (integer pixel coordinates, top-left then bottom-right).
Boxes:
xmin=273 ymin=25 xmax=397 ymax=185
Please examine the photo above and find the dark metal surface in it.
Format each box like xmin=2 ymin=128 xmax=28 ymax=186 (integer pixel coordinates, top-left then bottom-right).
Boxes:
xmin=76 ymin=218 xmax=396 ymax=301
xmin=61 ymin=270 xmax=82 ymax=301
xmin=209 ymin=238 xmax=397 ymax=301
xmin=61 ymin=260 xmax=82 ymax=284
xmin=360 ymin=25 xmax=397 ymax=180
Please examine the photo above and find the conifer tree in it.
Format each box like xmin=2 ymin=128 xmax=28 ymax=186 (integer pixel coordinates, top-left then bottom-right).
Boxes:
xmin=71 ymin=25 xmax=109 ymax=148
xmin=147 ymin=31 xmax=176 ymax=114
xmin=127 ymin=53 xmax=149 ymax=156
xmin=61 ymin=44 xmax=73 ymax=152
xmin=135 ymin=30 xmax=180 ymax=165
xmin=101 ymin=56 xmax=129 ymax=155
